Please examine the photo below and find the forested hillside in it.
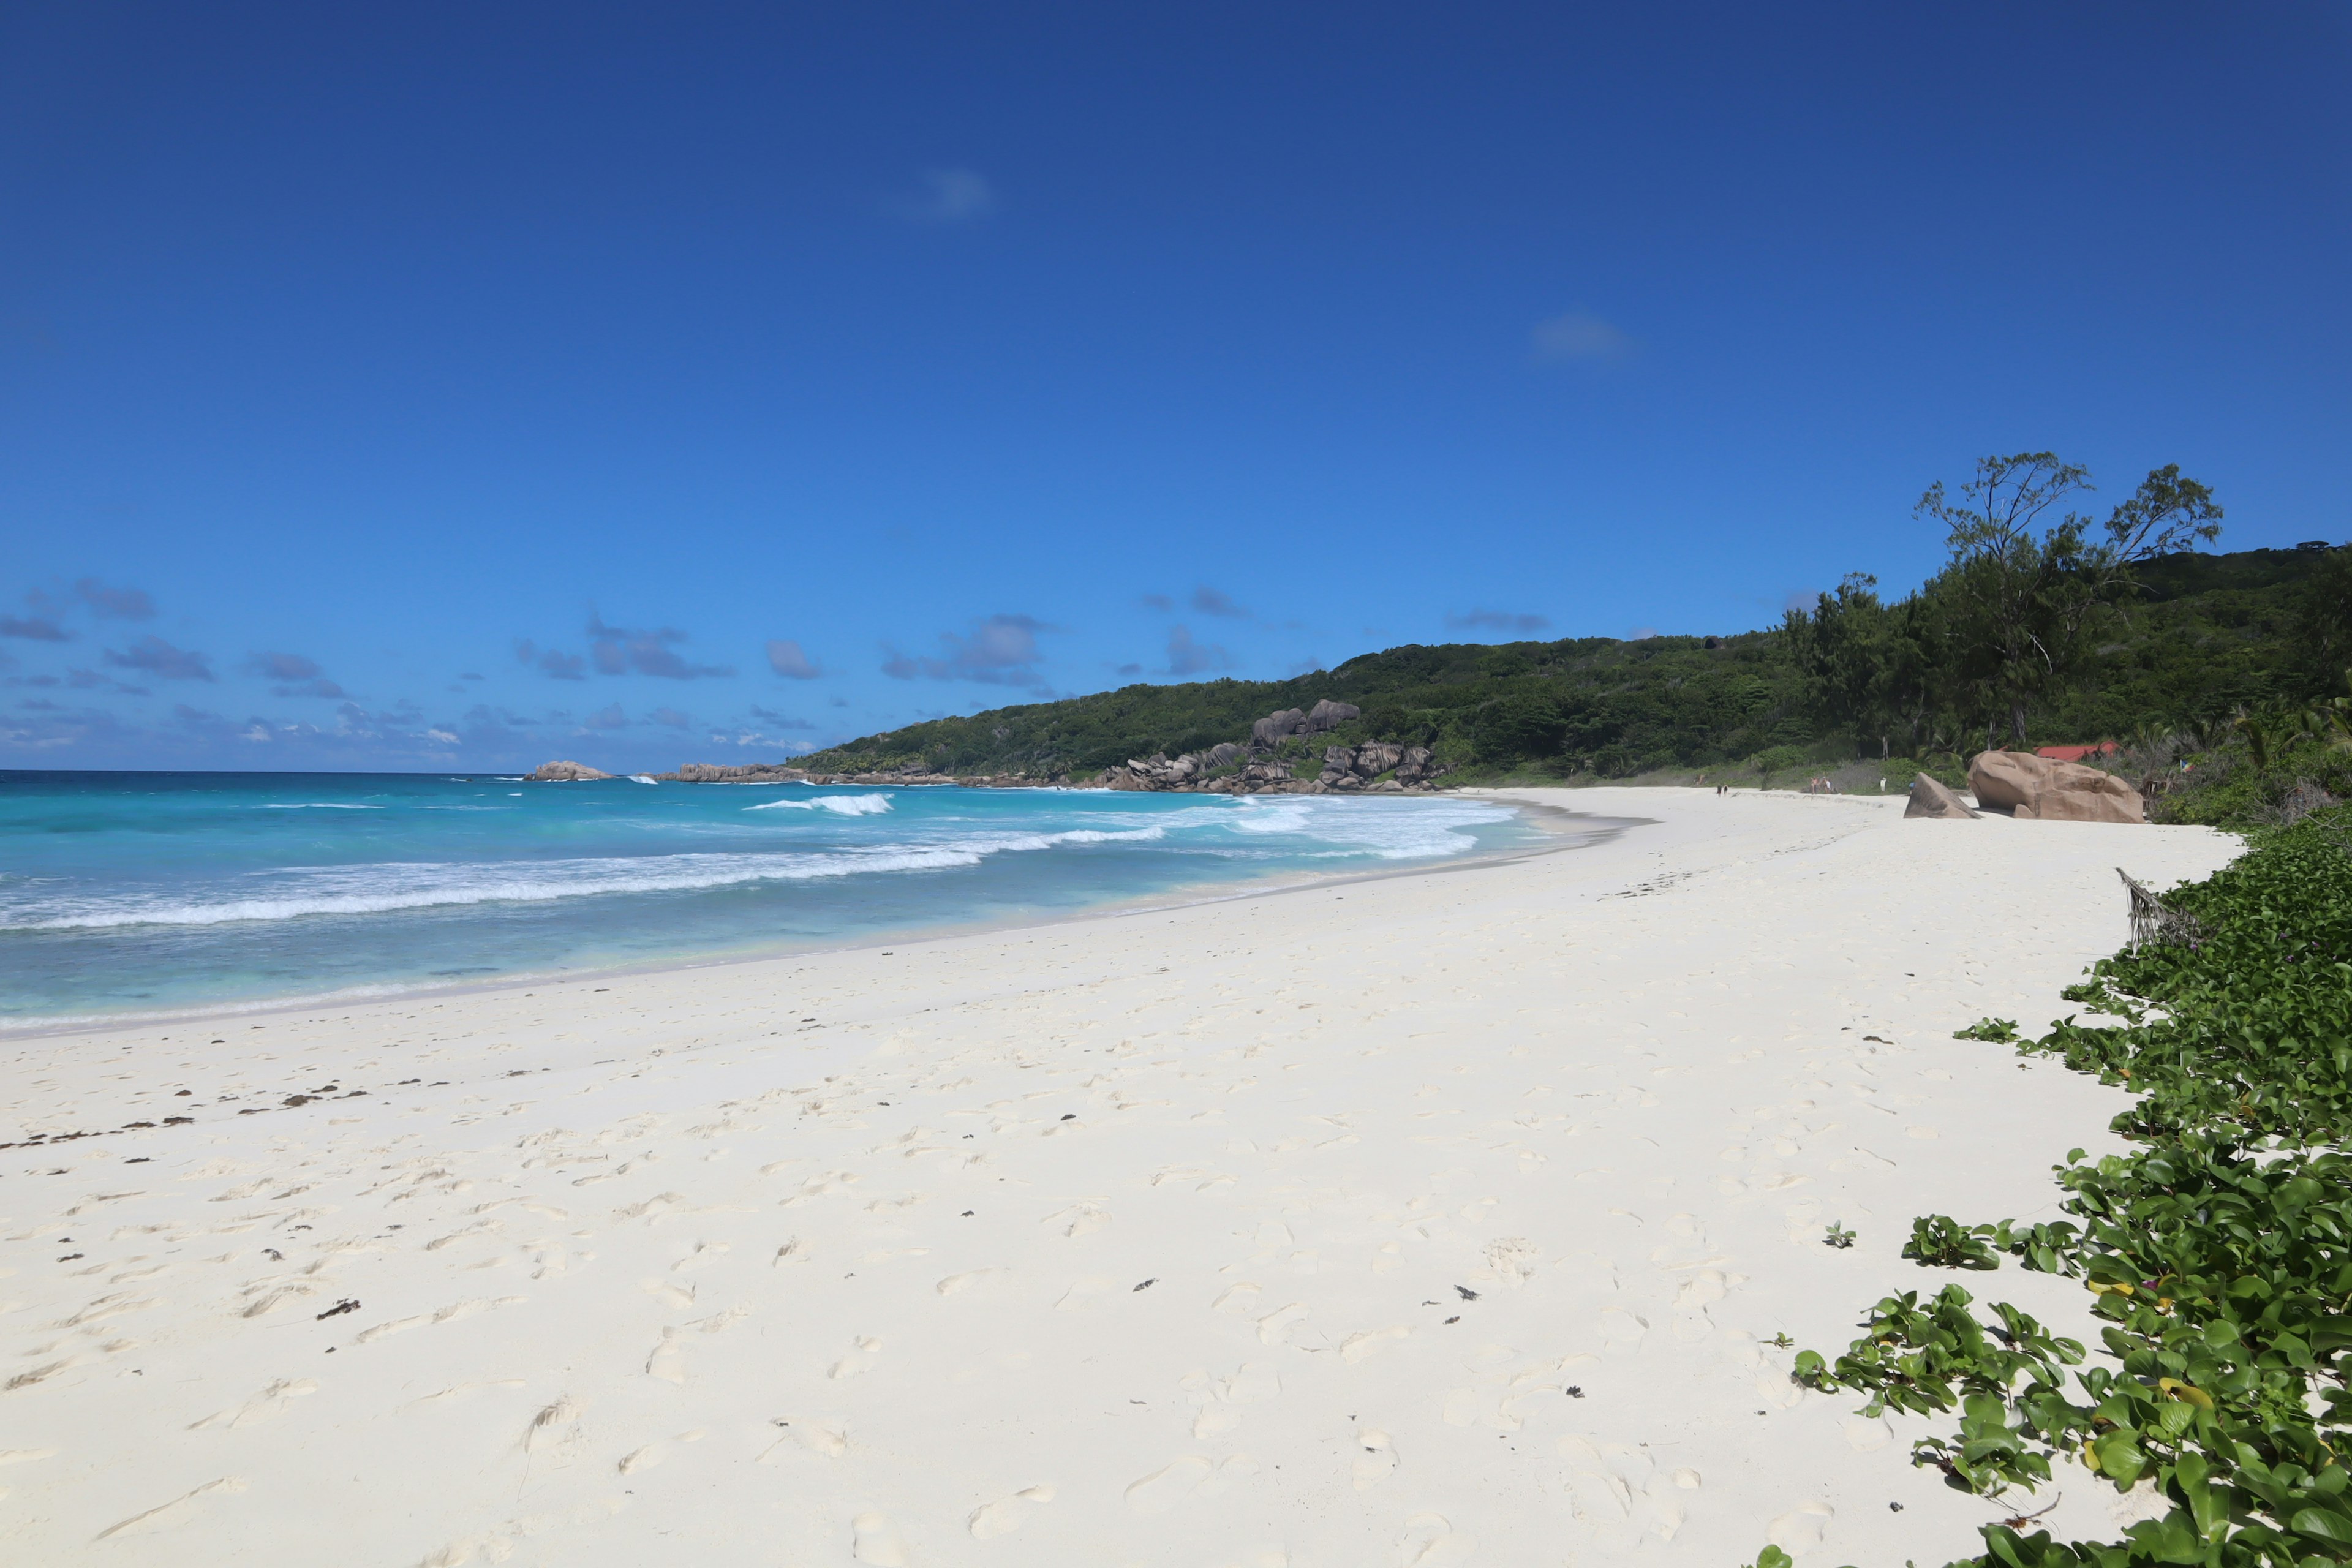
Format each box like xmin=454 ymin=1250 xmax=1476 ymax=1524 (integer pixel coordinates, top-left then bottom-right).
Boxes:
xmin=794 ymin=535 xmax=2346 ymax=786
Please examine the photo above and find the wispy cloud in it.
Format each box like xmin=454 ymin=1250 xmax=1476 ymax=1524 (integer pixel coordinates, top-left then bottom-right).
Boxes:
xmin=586 ymin=611 xmax=734 ymax=680
xmin=581 ymin=703 xmax=629 ymax=731
xmin=1139 ymin=594 xmax=1173 ymax=613
xmin=882 ymin=614 xmax=1055 ymax=687
xmin=650 ymin=706 xmax=690 ymax=728
xmin=1446 ymin=609 xmax=1551 ymax=633
xmin=1165 ymin=625 xmax=1232 ymax=676
xmin=766 ymin=639 xmax=823 ymax=679
xmin=104 ymin=635 xmax=213 ymax=680
xmin=243 ymin=650 xmax=346 ymax=698
xmin=748 ymin=704 xmax=817 ymax=731
xmin=1190 ymin=586 xmax=1248 ymax=619
xmin=518 ymin=639 xmax=589 ymax=680
xmin=1532 ymin=311 xmax=1636 ymax=362
xmin=75 ymin=578 xmax=157 ymax=620
xmin=888 ymin=167 xmax=996 ymax=224
xmin=0 ymin=614 xmax=67 ymax=641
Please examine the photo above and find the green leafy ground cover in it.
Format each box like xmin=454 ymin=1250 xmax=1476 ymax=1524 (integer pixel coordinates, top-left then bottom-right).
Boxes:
xmin=1783 ymin=810 xmax=2352 ymax=1566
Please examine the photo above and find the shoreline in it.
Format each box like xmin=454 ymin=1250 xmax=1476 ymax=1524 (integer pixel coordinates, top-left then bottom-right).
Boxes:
xmin=0 ymin=798 xmax=1621 ymax=1042
xmin=0 ymin=788 xmax=2242 ymax=1564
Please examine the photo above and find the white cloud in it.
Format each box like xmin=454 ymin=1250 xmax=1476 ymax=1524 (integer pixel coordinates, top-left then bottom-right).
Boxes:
xmin=889 ymin=168 xmax=996 ymax=224
xmin=1532 ymin=311 xmax=1635 ymax=361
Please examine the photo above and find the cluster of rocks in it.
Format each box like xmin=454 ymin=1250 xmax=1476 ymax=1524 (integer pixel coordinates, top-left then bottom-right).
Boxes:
xmin=653 ymin=761 xmax=1063 ymax=788
xmin=1251 ymin=699 xmax=1363 ymax=746
xmin=1904 ymin=750 xmax=2146 ymax=824
xmin=1100 ymin=707 xmax=1444 ymax=796
xmin=537 ymin=695 xmax=1453 ymax=799
xmin=526 ymin=760 xmax=614 ymax=782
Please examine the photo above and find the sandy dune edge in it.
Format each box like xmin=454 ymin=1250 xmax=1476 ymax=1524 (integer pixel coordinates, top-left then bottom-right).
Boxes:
xmin=0 ymin=788 xmax=2239 ymax=1566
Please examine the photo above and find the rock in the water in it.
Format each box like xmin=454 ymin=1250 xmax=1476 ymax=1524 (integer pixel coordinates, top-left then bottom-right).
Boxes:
xmin=663 ymin=762 xmax=810 ymax=783
xmin=528 ymin=760 xmax=614 ymax=782
xmin=1968 ymin=750 xmax=2142 ymax=823
xmin=1904 ymin=774 xmax=1977 ymax=820
xmin=1303 ymin=699 xmax=1360 ymax=733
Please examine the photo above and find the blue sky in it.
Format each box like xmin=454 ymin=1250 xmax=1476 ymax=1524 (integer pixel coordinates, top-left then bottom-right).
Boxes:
xmin=2 ymin=3 xmax=2345 ymax=772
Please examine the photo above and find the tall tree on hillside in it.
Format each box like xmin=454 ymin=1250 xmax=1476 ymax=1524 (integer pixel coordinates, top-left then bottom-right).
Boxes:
xmin=1918 ymin=454 xmax=2222 ymax=748
xmin=1785 ymin=574 xmax=1959 ymax=758
xmin=2293 ymin=546 xmax=2352 ymax=697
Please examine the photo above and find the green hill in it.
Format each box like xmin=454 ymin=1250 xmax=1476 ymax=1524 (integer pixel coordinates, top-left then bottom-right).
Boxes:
xmin=791 ymin=544 xmax=2343 ymax=784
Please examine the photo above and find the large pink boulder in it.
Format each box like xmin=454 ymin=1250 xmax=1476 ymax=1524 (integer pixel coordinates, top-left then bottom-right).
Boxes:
xmin=1967 ymin=750 xmax=2049 ymax=811
xmin=2022 ymin=763 xmax=2145 ymax=823
xmin=1967 ymin=750 xmax=2142 ymax=824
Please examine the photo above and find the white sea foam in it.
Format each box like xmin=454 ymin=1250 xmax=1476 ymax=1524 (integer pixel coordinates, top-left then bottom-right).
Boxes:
xmin=745 ymin=793 xmax=894 ymax=816
xmin=1228 ymin=794 xmax=1510 ymax=858
xmin=630 ymin=775 xmax=658 ymax=785
xmin=2 ymin=821 xmax=1178 ymax=932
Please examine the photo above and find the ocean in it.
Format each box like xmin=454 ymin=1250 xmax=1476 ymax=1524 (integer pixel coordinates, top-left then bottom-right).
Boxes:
xmin=0 ymin=771 xmax=1552 ymax=1028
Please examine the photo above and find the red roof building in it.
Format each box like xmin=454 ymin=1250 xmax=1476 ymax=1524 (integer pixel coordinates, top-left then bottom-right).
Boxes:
xmin=2035 ymin=741 xmax=2119 ymax=763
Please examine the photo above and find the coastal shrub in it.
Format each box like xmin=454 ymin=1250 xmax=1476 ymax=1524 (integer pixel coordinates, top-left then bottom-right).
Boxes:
xmin=1784 ymin=807 xmax=2352 ymax=1566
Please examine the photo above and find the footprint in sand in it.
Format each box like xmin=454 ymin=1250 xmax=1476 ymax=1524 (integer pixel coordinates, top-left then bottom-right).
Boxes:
xmin=1188 ymin=1360 xmax=1280 ymax=1434
xmin=1352 ymin=1427 xmax=1396 ymax=1491
xmin=760 ymin=1419 xmax=848 ymax=1460
xmin=1212 ymin=1283 xmax=1261 ymax=1314
xmin=852 ymin=1511 xmax=912 ymax=1565
xmin=1340 ymin=1325 xmax=1410 ymax=1363
xmin=1256 ymin=1302 xmax=1311 ymax=1345
xmin=829 ymin=1337 xmax=884 ymax=1379
xmin=1125 ymin=1457 xmax=1213 ymax=1515
xmin=1396 ymin=1512 xmax=1476 ymax=1567
xmin=936 ymin=1268 xmax=1005 ymax=1298
xmin=1045 ymin=1202 xmax=1109 ymax=1239
xmin=968 ymin=1483 xmax=1055 ymax=1539
xmin=1842 ymin=1415 xmax=1893 ymax=1452
xmin=1481 ymin=1237 xmax=1539 ymax=1287
xmin=643 ymin=1278 xmax=696 ymax=1309
xmin=1767 ymin=1501 xmax=1834 ymax=1551
xmin=1598 ymin=1306 xmax=1648 ymax=1348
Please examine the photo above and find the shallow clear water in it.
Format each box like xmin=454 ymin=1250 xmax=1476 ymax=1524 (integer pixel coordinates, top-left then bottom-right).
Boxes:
xmin=0 ymin=771 xmax=1547 ymax=1025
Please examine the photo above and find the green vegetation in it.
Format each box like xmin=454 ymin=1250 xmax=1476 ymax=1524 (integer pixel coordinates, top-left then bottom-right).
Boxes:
xmin=1788 ymin=809 xmax=2352 ymax=1565
xmin=792 ymin=454 xmax=2340 ymax=819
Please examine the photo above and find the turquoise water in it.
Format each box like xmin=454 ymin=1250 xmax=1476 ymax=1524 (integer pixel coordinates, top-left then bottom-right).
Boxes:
xmin=0 ymin=771 xmax=1545 ymax=1026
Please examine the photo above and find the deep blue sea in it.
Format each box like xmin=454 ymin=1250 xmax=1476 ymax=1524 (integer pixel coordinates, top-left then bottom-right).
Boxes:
xmin=0 ymin=771 xmax=1544 ymax=1027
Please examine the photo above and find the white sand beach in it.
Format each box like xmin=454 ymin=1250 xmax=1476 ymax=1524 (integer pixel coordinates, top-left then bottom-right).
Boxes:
xmin=0 ymin=788 xmax=2242 ymax=1567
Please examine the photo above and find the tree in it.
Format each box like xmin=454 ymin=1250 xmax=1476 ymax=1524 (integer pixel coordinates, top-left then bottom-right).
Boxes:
xmin=1785 ymin=573 xmax=1953 ymax=758
xmin=1918 ymin=454 xmax=2222 ymax=748
xmin=2293 ymin=545 xmax=2352 ymax=697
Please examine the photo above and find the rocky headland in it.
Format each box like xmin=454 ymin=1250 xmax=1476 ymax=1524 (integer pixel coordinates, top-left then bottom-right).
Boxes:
xmin=533 ymin=699 xmax=1454 ymax=795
